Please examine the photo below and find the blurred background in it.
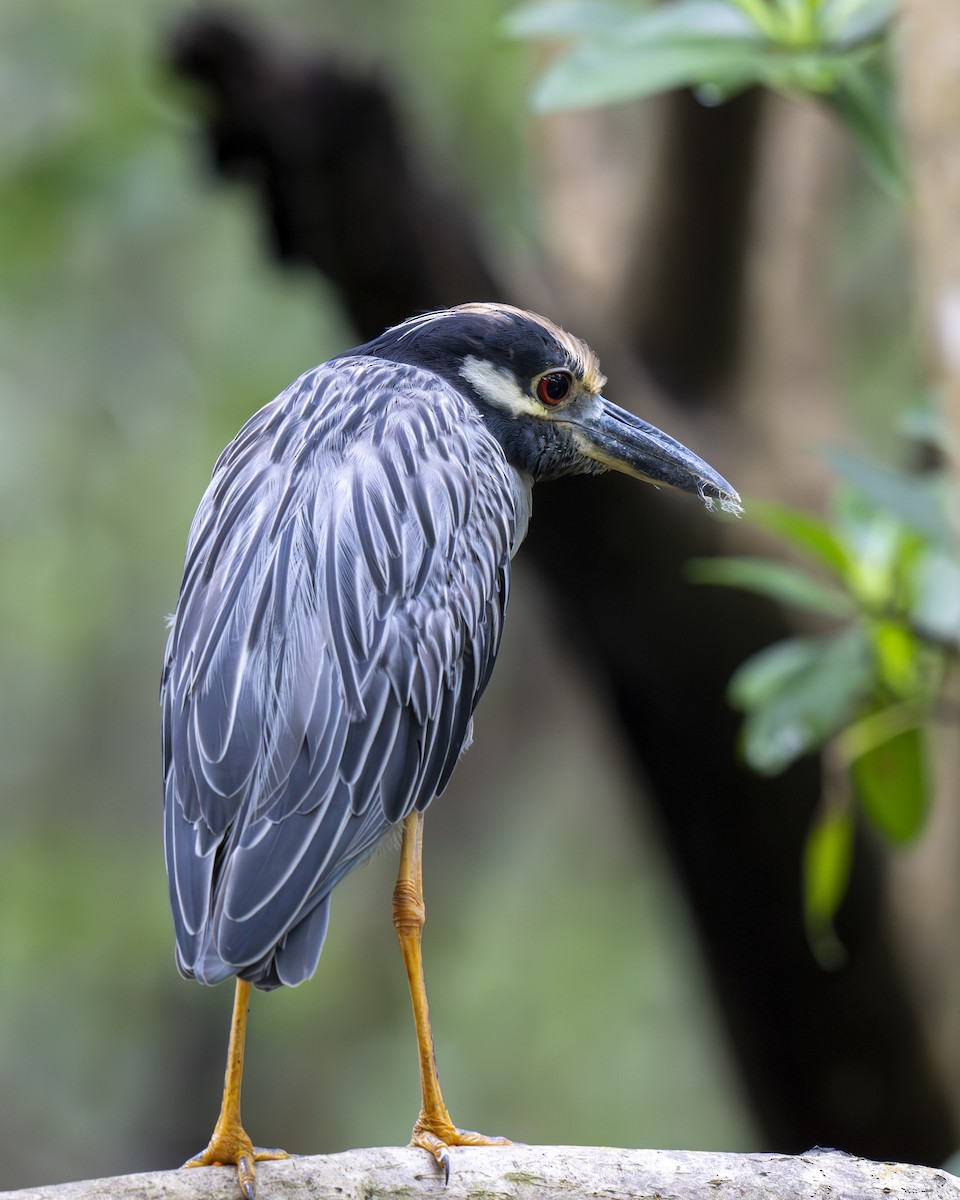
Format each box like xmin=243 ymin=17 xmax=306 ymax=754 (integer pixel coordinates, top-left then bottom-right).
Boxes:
xmin=1 ymin=0 xmax=958 ymax=1190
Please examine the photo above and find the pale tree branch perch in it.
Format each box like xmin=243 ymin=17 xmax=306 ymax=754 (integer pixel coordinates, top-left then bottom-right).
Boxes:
xmin=3 ymin=1147 xmax=958 ymax=1200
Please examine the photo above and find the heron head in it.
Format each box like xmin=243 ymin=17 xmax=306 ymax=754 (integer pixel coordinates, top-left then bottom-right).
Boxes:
xmin=362 ymin=303 xmax=741 ymax=514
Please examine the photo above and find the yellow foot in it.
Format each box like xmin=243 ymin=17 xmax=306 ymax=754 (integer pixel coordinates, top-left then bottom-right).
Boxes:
xmin=412 ymin=1111 xmax=511 ymax=1184
xmin=184 ymin=1128 xmax=290 ymax=1200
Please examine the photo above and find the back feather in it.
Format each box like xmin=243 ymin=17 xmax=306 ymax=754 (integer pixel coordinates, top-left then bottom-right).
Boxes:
xmin=162 ymin=357 xmax=518 ymax=988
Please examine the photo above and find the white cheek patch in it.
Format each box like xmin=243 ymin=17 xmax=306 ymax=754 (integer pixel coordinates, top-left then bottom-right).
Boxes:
xmin=460 ymin=356 xmax=542 ymax=419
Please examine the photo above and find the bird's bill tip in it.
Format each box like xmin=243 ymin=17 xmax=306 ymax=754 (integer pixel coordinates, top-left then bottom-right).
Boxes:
xmin=569 ymin=398 xmax=742 ymax=516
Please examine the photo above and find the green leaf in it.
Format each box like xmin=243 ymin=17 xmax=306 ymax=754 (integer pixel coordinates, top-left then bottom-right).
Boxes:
xmin=832 ymin=490 xmax=917 ymax=607
xmin=688 ymin=555 xmax=854 ymax=615
xmin=732 ymin=628 xmax=872 ymax=773
xmin=589 ymin=0 xmax=762 ymax=41
xmin=746 ymin=500 xmax=850 ymax=576
xmin=508 ymin=0 xmax=758 ymax=40
xmin=852 ymin=726 xmax=928 ymax=843
xmin=522 ymin=0 xmax=769 ymax=112
xmin=505 ymin=0 xmax=652 ymax=39
xmin=823 ymin=58 xmax=906 ymax=198
xmin=513 ymin=0 xmax=896 ymax=118
xmin=870 ymin=619 xmax=921 ymax=697
xmin=803 ymin=804 xmax=853 ymax=968
xmin=820 ymin=0 xmax=894 ymax=47
xmin=767 ymin=0 xmax=819 ymax=46
xmin=913 ymin=549 xmax=960 ymax=646
xmin=824 ymin=447 xmax=951 ymax=544
xmin=756 ymin=48 xmax=852 ymax=93
xmin=728 ymin=636 xmax=825 ymax=710
xmin=726 ymin=0 xmax=785 ymax=38
xmin=837 ymin=702 xmax=919 ymax=759
xmin=530 ymin=36 xmax=769 ymax=109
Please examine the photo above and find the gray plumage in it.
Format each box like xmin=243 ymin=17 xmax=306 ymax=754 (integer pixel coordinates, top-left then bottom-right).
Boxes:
xmin=163 ymin=355 xmax=519 ymax=989
xmin=162 ymin=304 xmax=739 ymax=993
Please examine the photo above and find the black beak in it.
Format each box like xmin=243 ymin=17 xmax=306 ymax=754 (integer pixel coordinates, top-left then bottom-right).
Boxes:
xmin=566 ymin=397 xmax=741 ymax=513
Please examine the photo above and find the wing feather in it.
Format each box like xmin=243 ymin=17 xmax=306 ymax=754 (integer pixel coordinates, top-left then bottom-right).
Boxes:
xmin=162 ymin=357 xmax=520 ymax=989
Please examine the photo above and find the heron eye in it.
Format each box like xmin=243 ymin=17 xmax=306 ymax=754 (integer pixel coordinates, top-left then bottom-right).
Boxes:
xmin=536 ymin=371 xmax=572 ymax=406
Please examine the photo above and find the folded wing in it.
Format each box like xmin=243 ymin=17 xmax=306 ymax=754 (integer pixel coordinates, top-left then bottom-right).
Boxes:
xmin=162 ymin=358 xmax=518 ymax=989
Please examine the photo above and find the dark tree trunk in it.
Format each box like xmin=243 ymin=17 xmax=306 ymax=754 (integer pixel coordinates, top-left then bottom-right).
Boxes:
xmin=623 ymin=88 xmax=763 ymax=406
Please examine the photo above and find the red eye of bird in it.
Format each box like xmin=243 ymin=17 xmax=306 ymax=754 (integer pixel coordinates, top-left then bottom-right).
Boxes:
xmin=537 ymin=371 xmax=572 ymax=406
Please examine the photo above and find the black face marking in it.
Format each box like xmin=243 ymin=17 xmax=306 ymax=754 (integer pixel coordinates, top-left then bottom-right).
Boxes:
xmin=350 ymin=303 xmax=603 ymax=396
xmin=344 ymin=303 xmax=608 ymax=481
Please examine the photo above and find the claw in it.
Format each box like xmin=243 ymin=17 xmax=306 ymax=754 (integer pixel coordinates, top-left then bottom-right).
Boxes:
xmin=411 ymin=1113 xmax=510 ymax=1182
xmin=184 ymin=1132 xmax=289 ymax=1200
xmin=238 ymin=1154 xmax=255 ymax=1200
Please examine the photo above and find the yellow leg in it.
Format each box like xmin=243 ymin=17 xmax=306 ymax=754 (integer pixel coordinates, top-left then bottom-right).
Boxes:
xmin=184 ymin=978 xmax=289 ymax=1200
xmin=392 ymin=810 xmax=510 ymax=1181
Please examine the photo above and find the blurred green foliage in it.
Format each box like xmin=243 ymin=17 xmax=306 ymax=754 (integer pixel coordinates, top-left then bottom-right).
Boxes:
xmin=691 ymin=454 xmax=955 ymax=961
xmin=507 ymin=0 xmax=903 ymax=192
xmin=0 ymin=0 xmax=754 ymax=1188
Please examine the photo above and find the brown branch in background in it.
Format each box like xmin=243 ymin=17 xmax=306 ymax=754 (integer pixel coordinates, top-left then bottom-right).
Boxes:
xmin=894 ymin=0 xmax=960 ymax=1106
xmin=168 ymin=9 xmax=958 ymax=1164
xmin=898 ymin=0 xmax=960 ymax=429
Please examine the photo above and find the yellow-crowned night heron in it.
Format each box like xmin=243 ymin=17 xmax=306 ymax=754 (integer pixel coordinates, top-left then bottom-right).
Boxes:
xmin=162 ymin=303 xmax=740 ymax=1197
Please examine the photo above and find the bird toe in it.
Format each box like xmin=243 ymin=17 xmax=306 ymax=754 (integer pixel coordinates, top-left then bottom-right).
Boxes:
xmin=412 ymin=1113 xmax=512 ymax=1182
xmin=184 ymin=1129 xmax=290 ymax=1200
